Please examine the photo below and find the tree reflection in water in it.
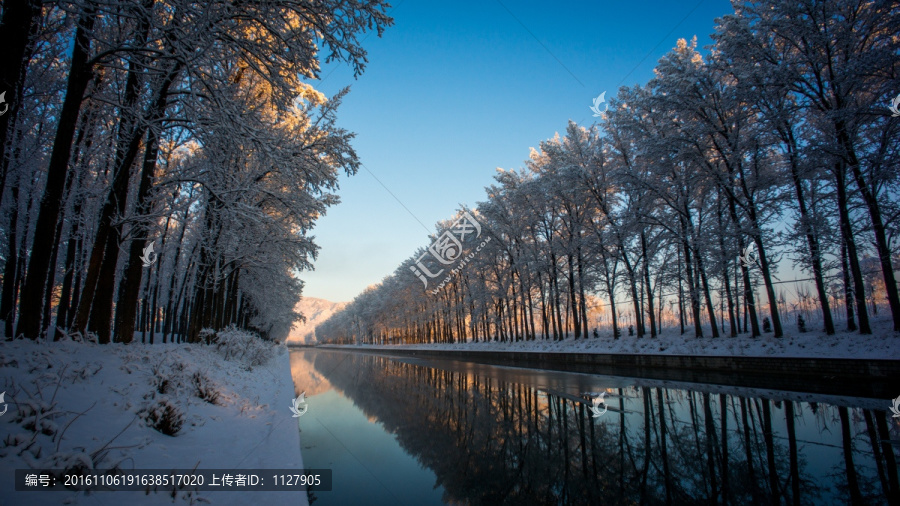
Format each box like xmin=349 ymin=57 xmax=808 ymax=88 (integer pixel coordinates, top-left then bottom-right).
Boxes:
xmin=296 ymin=350 xmax=899 ymax=505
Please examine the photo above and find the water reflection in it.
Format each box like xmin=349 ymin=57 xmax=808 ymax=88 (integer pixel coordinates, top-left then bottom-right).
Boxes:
xmin=292 ymin=349 xmax=899 ymax=505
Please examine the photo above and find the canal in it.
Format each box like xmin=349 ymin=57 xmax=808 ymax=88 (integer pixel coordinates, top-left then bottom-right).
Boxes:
xmin=290 ymin=348 xmax=899 ymax=505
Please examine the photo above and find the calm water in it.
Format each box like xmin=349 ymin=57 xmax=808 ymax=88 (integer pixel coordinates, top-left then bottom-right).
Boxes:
xmin=290 ymin=349 xmax=899 ymax=505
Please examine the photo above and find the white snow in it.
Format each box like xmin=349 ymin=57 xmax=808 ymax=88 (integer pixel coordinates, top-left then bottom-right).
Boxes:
xmin=286 ymin=297 xmax=347 ymax=345
xmin=0 ymin=328 xmax=307 ymax=505
xmin=324 ymin=317 xmax=900 ymax=360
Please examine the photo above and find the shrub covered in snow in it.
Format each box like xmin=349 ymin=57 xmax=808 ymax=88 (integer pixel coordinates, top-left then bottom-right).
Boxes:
xmin=198 ymin=327 xmax=218 ymax=345
xmin=213 ymin=326 xmax=278 ymax=368
xmin=191 ymin=371 xmax=221 ymax=405
xmin=139 ymin=398 xmax=184 ymax=436
xmin=150 ymin=358 xmax=187 ymax=395
xmin=14 ymin=399 xmax=60 ymax=437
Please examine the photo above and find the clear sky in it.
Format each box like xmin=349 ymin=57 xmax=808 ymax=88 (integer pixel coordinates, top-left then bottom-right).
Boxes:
xmin=300 ymin=0 xmax=736 ymax=303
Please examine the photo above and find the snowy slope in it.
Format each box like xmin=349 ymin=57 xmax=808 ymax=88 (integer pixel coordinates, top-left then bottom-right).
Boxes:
xmin=286 ymin=297 xmax=347 ymax=345
xmin=0 ymin=330 xmax=308 ymax=505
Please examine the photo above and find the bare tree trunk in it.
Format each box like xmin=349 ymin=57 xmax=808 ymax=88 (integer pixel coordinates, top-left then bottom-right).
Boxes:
xmin=837 ymin=122 xmax=900 ymax=331
xmin=681 ymin=229 xmax=702 ymax=337
xmin=162 ymin=196 xmax=193 ymax=342
xmin=726 ymin=192 xmax=760 ymax=337
xmin=78 ymin=1 xmax=159 ymax=343
xmin=786 ymin=132 xmax=834 ymax=334
xmin=41 ymin=117 xmax=92 ymax=336
xmin=54 ymin=81 xmax=101 ymax=338
xmin=148 ymin=206 xmax=173 ymax=344
xmin=753 ymin=234 xmax=782 ymax=337
xmin=720 ymin=237 xmax=738 ymax=337
xmin=841 ymin=240 xmax=857 ymax=331
xmin=603 ymin=257 xmax=620 ymax=340
xmin=114 ymin=65 xmax=176 ymax=342
xmin=113 ymin=134 xmax=159 ymax=343
xmin=68 ymin=245 xmax=83 ymax=330
xmin=550 ymin=253 xmax=564 ymax=339
xmin=567 ymin=254 xmax=580 ymax=338
xmin=40 ymin=209 xmax=65 ymax=335
xmin=55 ymin=215 xmax=80 ymax=338
xmin=641 ymin=233 xmax=656 ymax=338
xmin=621 ymin=245 xmax=644 ymax=338
xmin=188 ymin=203 xmax=221 ymax=342
xmin=577 ymin=246 xmax=589 ymax=339
xmin=537 ymin=271 xmax=548 ymax=339
xmin=834 ymin=163 xmax=870 ymax=334
xmin=697 ymin=252 xmax=720 ymax=338
xmin=1 ymin=184 xmax=21 ymax=338
xmin=740 ymin=148 xmax=783 ymax=337
xmin=527 ymin=272 xmax=538 ymax=340
xmin=16 ymin=7 xmax=96 ymax=340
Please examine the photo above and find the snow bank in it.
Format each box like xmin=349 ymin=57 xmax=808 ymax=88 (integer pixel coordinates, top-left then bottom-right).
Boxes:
xmin=0 ymin=328 xmax=307 ymax=505
xmin=328 ymin=317 xmax=900 ymax=360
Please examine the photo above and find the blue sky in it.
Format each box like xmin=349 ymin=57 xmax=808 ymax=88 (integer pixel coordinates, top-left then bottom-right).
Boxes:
xmin=301 ymin=0 xmax=736 ymax=303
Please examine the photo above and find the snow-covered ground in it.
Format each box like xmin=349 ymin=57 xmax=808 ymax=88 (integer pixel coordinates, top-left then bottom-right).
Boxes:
xmin=325 ymin=317 xmax=900 ymax=360
xmin=0 ymin=329 xmax=307 ymax=505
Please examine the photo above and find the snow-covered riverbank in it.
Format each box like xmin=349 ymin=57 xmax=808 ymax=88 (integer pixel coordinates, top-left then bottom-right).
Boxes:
xmin=320 ymin=317 xmax=900 ymax=360
xmin=0 ymin=329 xmax=307 ymax=505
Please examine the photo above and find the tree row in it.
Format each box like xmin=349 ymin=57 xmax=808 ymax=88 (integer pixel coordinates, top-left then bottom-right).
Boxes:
xmin=317 ymin=0 xmax=899 ymax=345
xmin=0 ymin=0 xmax=392 ymax=342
